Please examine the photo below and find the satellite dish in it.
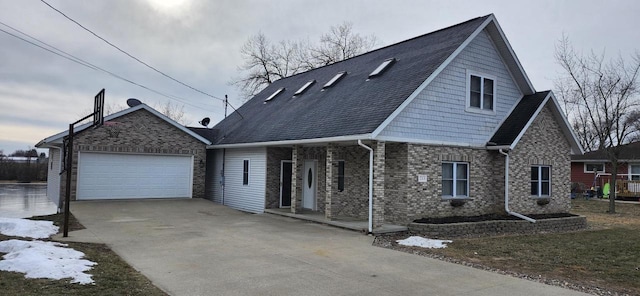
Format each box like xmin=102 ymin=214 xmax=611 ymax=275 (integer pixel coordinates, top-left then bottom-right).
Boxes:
xmin=126 ymin=98 xmax=142 ymax=107
xmin=199 ymin=117 xmax=210 ymax=127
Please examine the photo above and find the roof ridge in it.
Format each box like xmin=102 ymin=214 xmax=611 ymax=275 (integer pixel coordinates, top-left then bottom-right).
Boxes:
xmin=278 ymin=14 xmax=491 ymax=81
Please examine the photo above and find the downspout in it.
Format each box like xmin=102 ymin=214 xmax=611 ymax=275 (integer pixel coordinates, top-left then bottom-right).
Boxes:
xmin=221 ymin=148 xmax=226 ymax=205
xmin=498 ymin=149 xmax=536 ymax=223
xmin=357 ymin=139 xmax=373 ymax=233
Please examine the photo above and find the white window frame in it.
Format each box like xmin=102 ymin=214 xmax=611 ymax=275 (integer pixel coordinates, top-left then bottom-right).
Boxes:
xmin=531 ymin=165 xmax=551 ymax=197
xmin=629 ymin=164 xmax=640 ymax=181
xmin=465 ymin=70 xmax=497 ymax=115
xmin=441 ymin=162 xmax=469 ymax=198
xmin=584 ymin=163 xmax=605 ymax=173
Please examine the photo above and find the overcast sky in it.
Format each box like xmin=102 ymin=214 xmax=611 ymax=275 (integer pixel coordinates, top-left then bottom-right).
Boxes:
xmin=1 ymin=0 xmax=639 ymax=155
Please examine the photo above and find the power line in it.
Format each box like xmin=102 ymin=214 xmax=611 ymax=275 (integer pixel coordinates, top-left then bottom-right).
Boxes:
xmin=0 ymin=22 xmax=220 ymax=113
xmin=39 ymin=0 xmax=243 ymax=118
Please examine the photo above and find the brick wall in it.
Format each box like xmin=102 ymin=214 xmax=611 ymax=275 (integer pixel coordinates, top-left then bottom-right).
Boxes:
xmin=408 ymin=215 xmax=587 ymax=239
xmin=329 ymin=145 xmax=370 ymax=219
xmin=63 ymin=109 xmax=207 ymax=200
xmin=390 ymin=144 xmax=503 ymax=224
xmin=265 ymin=147 xmax=292 ymax=209
xmin=384 ymin=142 xmax=408 ymax=224
xmin=508 ymin=103 xmax=572 ymax=214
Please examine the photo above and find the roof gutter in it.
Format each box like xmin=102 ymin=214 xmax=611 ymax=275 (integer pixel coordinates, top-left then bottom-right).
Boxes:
xmin=209 ymin=134 xmax=372 ymax=149
xmin=357 ymin=139 xmax=374 ymax=234
xmin=498 ymin=149 xmax=536 ymax=223
xmin=485 ymin=144 xmax=512 ymax=151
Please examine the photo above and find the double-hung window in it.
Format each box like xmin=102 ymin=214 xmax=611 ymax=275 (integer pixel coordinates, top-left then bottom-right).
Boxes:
xmin=630 ymin=164 xmax=640 ymax=181
xmin=442 ymin=162 xmax=468 ymax=198
xmin=531 ymin=166 xmax=551 ymax=197
xmin=467 ymin=71 xmax=496 ymax=113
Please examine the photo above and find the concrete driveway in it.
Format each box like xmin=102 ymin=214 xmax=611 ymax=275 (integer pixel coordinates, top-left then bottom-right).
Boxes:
xmin=59 ymin=199 xmax=588 ymax=296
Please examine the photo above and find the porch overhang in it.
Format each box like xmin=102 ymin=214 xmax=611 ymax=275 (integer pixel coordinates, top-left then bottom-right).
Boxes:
xmin=208 ymin=133 xmax=373 ymax=149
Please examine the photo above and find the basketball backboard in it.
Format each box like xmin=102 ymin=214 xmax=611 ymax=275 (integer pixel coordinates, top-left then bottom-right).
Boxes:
xmin=93 ymin=88 xmax=105 ymax=127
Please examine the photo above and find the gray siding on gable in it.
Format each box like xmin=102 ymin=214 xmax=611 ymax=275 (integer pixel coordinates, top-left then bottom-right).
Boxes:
xmin=379 ymin=30 xmax=523 ymax=146
xmin=223 ymin=147 xmax=267 ymax=213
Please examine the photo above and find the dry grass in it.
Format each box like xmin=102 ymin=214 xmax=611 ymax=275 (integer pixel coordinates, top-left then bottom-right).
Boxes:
xmin=0 ymin=213 xmax=167 ymax=296
xmin=571 ymin=199 xmax=640 ymax=228
xmin=380 ymin=199 xmax=640 ymax=295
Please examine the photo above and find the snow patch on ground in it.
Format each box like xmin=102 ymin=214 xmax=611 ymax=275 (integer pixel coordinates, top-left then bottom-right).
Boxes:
xmin=396 ymin=236 xmax=452 ymax=249
xmin=0 ymin=217 xmax=59 ymax=239
xmin=0 ymin=239 xmax=96 ymax=284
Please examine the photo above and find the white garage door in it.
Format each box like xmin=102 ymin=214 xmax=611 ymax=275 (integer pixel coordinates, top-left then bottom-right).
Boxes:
xmin=77 ymin=153 xmax=193 ymax=200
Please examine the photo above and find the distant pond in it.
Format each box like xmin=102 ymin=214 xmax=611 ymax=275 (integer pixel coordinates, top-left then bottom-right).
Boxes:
xmin=0 ymin=183 xmax=57 ymax=218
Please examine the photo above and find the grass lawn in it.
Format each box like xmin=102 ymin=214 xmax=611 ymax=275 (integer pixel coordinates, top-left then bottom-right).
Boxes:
xmin=0 ymin=213 xmax=167 ymax=296
xmin=381 ymin=199 xmax=640 ymax=295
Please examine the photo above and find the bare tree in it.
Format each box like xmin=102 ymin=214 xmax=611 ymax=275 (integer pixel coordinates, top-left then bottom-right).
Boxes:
xmin=231 ymin=34 xmax=304 ymax=100
xmin=310 ymin=22 xmax=379 ymax=68
xmin=232 ymin=22 xmax=379 ymax=100
xmin=555 ymin=36 xmax=640 ymax=213
xmin=155 ymin=101 xmax=190 ymax=126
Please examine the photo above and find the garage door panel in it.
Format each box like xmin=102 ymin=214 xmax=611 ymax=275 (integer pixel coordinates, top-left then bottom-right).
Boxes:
xmin=77 ymin=153 xmax=192 ymax=200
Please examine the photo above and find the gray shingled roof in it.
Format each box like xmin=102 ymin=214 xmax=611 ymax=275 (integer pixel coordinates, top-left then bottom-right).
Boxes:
xmin=187 ymin=127 xmax=218 ymax=142
xmin=489 ymin=91 xmax=550 ymax=146
xmin=211 ymin=15 xmax=490 ymax=145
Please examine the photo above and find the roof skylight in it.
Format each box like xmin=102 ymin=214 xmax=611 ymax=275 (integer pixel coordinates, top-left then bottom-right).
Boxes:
xmin=294 ymin=80 xmax=315 ymax=96
xmin=323 ymin=72 xmax=346 ymax=88
xmin=264 ymin=87 xmax=285 ymax=102
xmin=369 ymin=58 xmax=396 ymax=77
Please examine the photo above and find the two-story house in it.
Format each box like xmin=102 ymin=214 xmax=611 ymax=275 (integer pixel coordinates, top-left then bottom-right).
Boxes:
xmin=205 ymin=14 xmax=583 ymax=232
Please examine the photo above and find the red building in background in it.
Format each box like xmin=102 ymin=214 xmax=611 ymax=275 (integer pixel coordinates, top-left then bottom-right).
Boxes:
xmin=571 ymin=141 xmax=640 ymax=199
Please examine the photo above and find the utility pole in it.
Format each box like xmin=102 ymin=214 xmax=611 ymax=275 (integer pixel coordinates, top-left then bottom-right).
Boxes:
xmin=224 ymin=94 xmax=228 ymax=118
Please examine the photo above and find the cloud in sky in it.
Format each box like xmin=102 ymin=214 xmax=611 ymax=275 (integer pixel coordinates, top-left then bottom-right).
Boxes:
xmin=1 ymin=0 xmax=639 ymax=154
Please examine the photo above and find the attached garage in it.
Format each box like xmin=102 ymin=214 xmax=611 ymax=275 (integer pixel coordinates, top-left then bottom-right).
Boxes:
xmin=36 ymin=104 xmax=211 ymax=206
xmin=77 ymin=152 xmax=193 ymax=200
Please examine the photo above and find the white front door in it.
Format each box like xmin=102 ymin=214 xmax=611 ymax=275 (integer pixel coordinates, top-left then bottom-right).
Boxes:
xmin=302 ymin=160 xmax=316 ymax=210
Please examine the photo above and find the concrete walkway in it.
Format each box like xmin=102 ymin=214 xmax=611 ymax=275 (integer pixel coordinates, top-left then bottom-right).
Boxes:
xmin=56 ymin=199 xmax=589 ymax=296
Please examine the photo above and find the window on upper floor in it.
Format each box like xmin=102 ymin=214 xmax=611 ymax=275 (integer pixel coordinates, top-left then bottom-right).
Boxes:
xmin=466 ymin=71 xmax=496 ymax=114
xmin=442 ymin=162 xmax=468 ymax=198
xmin=584 ymin=163 xmax=605 ymax=173
xmin=531 ymin=165 xmax=551 ymax=197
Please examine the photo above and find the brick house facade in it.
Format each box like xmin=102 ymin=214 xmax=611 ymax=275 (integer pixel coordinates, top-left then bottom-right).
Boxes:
xmin=252 ymin=101 xmax=573 ymax=227
xmin=205 ymin=15 xmax=583 ymax=231
xmin=37 ymin=104 xmax=210 ymax=206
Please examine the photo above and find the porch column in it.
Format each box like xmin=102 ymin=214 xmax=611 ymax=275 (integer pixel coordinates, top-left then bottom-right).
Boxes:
xmin=291 ymin=145 xmax=304 ymax=214
xmin=373 ymin=141 xmax=386 ymax=228
xmin=325 ymin=143 xmax=334 ymax=220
